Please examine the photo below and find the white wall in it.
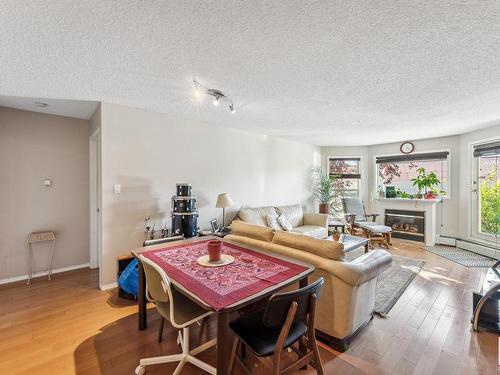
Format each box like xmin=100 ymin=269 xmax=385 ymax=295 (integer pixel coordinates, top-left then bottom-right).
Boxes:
xmin=0 ymin=107 xmax=90 ymax=281
xmin=99 ymin=103 xmax=321 ymax=286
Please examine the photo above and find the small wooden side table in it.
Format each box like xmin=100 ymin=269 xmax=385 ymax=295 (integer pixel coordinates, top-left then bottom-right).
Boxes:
xmin=328 ymin=220 xmax=346 ymax=234
xmin=26 ymin=231 xmax=56 ymax=285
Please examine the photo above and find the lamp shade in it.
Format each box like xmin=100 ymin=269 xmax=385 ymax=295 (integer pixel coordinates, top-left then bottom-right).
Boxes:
xmin=216 ymin=193 xmax=234 ymax=208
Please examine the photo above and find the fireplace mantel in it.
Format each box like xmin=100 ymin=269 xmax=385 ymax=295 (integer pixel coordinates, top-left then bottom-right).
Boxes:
xmin=373 ymin=198 xmax=439 ymax=246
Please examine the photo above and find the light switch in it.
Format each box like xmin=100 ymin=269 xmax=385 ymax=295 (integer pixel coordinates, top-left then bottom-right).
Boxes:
xmin=44 ymin=179 xmax=52 ymax=188
xmin=113 ymin=184 xmax=121 ymax=194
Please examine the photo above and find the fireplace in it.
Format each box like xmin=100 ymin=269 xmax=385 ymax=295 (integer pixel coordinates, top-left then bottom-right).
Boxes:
xmin=385 ymin=209 xmax=425 ymax=242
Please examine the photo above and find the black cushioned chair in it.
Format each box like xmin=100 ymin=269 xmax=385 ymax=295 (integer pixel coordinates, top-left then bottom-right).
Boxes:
xmin=229 ymin=277 xmax=325 ymax=375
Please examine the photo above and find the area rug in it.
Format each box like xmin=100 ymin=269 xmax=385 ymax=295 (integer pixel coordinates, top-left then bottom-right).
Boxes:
xmin=347 ymin=249 xmax=425 ymax=317
xmin=425 ymin=245 xmax=496 ymax=267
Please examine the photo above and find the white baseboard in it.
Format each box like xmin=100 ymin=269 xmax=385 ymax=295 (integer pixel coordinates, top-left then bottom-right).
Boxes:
xmin=0 ymin=263 xmax=90 ymax=285
xmin=100 ymin=281 xmax=118 ymax=291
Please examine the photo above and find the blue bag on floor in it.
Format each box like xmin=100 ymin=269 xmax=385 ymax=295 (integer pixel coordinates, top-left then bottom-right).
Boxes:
xmin=118 ymin=258 xmax=139 ymax=297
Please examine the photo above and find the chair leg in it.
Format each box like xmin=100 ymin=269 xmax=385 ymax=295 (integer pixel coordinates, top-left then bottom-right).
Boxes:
xmin=229 ymin=337 xmax=239 ymax=374
xmin=158 ymin=317 xmax=165 ymax=343
xmin=310 ymin=336 xmax=324 ymax=375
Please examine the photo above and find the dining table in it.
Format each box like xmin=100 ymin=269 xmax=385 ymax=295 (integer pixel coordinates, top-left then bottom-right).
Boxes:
xmin=132 ymin=236 xmax=315 ymax=375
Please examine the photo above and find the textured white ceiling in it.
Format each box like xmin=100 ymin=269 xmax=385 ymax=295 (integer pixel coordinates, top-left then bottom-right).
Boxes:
xmin=0 ymin=95 xmax=98 ymax=119
xmin=1 ymin=1 xmax=500 ymax=145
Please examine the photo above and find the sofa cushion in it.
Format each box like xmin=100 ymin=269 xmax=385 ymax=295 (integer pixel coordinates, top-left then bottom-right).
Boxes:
xmin=239 ymin=206 xmax=277 ymax=226
xmin=290 ymin=225 xmax=327 ymax=239
xmin=272 ymin=231 xmax=345 ymax=260
xmin=275 ymin=204 xmax=304 ymax=227
xmin=230 ymin=221 xmax=274 ymax=242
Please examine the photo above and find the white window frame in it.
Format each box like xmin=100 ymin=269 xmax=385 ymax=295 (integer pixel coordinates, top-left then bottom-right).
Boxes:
xmin=372 ymin=149 xmax=452 ymax=199
xmin=326 ymin=156 xmax=362 ymax=199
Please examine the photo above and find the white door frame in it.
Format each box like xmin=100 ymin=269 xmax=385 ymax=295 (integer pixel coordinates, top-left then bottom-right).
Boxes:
xmin=89 ymin=129 xmax=101 ymax=270
xmin=468 ymin=136 xmax=500 ymax=244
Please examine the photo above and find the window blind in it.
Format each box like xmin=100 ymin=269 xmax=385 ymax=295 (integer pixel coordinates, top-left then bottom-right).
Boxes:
xmin=375 ymin=151 xmax=449 ymax=164
xmin=473 ymin=141 xmax=500 ymax=157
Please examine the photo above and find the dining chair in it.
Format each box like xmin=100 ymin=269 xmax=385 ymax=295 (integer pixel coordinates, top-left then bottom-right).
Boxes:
xmin=142 ymin=236 xmax=183 ymax=343
xmin=228 ymin=277 xmax=325 ymax=375
xmin=135 ymin=255 xmax=216 ymax=375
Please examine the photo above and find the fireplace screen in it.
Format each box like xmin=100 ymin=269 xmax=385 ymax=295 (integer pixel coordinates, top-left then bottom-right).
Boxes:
xmin=385 ymin=209 xmax=425 ymax=242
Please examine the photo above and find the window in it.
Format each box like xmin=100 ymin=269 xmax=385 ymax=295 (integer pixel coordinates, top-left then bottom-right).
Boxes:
xmin=328 ymin=157 xmax=361 ymax=198
xmin=375 ymin=151 xmax=450 ymax=197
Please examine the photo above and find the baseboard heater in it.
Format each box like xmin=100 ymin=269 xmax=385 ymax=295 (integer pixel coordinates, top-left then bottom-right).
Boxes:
xmin=437 ymin=235 xmax=499 ymax=259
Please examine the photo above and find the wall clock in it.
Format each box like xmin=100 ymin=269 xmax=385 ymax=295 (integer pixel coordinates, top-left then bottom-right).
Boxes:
xmin=400 ymin=141 xmax=414 ymax=154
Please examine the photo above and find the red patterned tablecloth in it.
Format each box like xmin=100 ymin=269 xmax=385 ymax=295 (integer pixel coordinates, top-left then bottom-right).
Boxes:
xmin=140 ymin=239 xmax=308 ymax=311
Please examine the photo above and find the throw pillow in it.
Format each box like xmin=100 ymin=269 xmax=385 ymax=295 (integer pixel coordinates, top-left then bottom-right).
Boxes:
xmin=265 ymin=214 xmax=282 ymax=231
xmin=277 ymin=214 xmax=293 ymax=231
xmin=275 ymin=204 xmax=304 ymax=227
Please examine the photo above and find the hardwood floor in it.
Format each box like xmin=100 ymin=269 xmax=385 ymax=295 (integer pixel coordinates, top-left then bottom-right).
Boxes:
xmin=0 ymin=239 xmax=497 ymax=374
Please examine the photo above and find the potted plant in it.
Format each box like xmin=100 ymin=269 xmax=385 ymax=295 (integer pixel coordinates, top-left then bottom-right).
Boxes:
xmin=312 ymin=168 xmax=338 ymax=214
xmin=411 ymin=167 xmax=440 ymax=199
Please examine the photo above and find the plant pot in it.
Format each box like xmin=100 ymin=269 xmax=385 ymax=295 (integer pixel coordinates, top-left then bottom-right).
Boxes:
xmin=425 ymin=192 xmax=436 ymax=199
xmin=319 ymin=203 xmax=330 ymax=214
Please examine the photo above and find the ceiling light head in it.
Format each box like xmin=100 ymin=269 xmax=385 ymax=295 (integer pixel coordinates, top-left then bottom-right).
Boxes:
xmin=34 ymin=101 xmax=48 ymax=108
xmin=193 ymin=79 xmax=237 ymax=113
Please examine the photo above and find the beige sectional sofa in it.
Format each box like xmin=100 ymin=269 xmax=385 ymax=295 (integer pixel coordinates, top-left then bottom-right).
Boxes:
xmin=234 ymin=204 xmax=329 ymax=239
xmin=226 ymin=221 xmax=392 ymax=351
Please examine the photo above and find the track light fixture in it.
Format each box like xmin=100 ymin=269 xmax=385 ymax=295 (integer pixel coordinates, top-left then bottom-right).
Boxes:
xmin=193 ymin=79 xmax=236 ymax=114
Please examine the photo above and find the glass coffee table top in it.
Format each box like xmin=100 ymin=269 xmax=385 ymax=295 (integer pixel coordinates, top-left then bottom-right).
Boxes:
xmin=327 ymin=234 xmax=369 ymax=253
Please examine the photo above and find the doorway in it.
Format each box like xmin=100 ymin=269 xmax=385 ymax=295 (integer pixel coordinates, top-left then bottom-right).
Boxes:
xmin=89 ymin=129 xmax=101 ymax=270
xmin=471 ymin=140 xmax=500 ymax=246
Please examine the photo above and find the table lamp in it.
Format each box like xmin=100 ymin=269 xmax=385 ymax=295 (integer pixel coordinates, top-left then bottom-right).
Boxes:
xmin=216 ymin=193 xmax=234 ymax=228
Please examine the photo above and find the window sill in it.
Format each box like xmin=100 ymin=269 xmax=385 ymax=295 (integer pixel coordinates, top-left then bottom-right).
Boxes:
xmin=374 ymin=197 xmax=441 ymax=203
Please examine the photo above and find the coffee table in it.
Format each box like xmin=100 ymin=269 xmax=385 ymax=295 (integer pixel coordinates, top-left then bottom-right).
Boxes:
xmin=328 ymin=219 xmax=346 ymax=234
xmin=327 ymin=234 xmax=369 ymax=253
